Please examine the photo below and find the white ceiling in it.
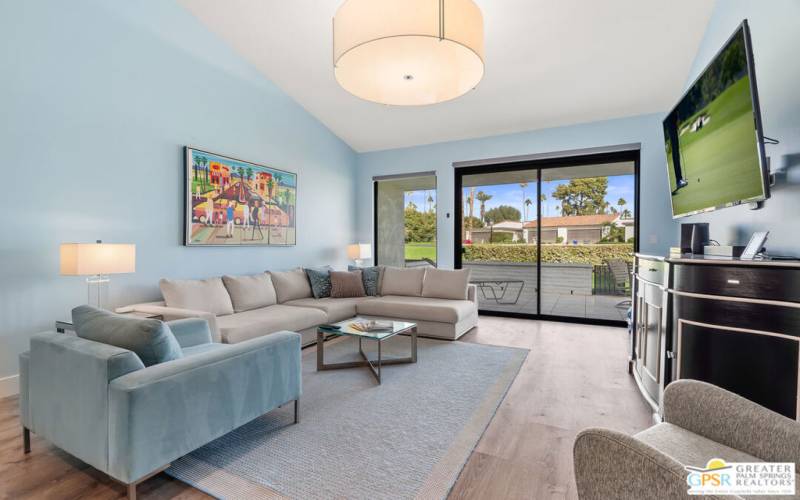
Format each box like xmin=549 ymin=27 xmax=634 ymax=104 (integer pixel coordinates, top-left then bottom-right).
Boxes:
xmin=177 ymin=0 xmax=715 ymax=153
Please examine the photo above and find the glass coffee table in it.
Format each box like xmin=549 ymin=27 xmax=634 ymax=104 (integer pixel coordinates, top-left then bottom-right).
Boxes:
xmin=317 ymin=317 xmax=417 ymax=385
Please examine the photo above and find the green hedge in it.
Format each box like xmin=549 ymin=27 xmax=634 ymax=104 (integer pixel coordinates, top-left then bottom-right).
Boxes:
xmin=463 ymin=244 xmax=634 ymax=265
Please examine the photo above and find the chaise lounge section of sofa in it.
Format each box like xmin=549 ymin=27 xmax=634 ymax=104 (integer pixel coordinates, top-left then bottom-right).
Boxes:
xmin=119 ymin=266 xmax=478 ymax=346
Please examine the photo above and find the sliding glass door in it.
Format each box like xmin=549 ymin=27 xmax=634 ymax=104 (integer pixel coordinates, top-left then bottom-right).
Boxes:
xmin=374 ymin=173 xmax=437 ymax=268
xmin=460 ymin=169 xmax=538 ymax=314
xmin=539 ymin=163 xmax=636 ymax=321
xmin=455 ymin=150 xmax=639 ymax=326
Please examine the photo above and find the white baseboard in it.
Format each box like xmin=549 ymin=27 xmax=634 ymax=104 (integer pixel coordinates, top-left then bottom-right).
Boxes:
xmin=0 ymin=374 xmax=19 ymax=398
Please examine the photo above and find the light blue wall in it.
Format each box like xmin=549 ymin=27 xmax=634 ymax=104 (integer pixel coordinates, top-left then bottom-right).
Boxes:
xmin=357 ymin=114 xmax=677 ymax=269
xmin=0 ymin=1 xmax=357 ymax=379
xmin=679 ymin=0 xmax=800 ymax=253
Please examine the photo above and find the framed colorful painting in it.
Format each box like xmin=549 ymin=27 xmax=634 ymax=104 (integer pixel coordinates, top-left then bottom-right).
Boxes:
xmin=184 ymin=147 xmax=297 ymax=246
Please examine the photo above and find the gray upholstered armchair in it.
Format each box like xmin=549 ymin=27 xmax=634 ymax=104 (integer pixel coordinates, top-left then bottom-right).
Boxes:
xmin=19 ymin=312 xmax=302 ymax=499
xmin=573 ymin=380 xmax=800 ymax=499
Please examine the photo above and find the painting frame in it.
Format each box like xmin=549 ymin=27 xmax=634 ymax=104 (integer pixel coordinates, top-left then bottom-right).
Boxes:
xmin=184 ymin=146 xmax=297 ymax=247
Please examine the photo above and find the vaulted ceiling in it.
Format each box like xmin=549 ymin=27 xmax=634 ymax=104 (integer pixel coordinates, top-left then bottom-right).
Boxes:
xmin=177 ymin=0 xmax=715 ymax=152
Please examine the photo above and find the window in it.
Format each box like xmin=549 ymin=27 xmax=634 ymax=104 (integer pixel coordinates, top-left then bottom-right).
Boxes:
xmin=374 ymin=173 xmax=437 ymax=268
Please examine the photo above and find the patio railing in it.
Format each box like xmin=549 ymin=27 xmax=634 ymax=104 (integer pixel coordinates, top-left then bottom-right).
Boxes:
xmin=592 ymin=263 xmax=630 ymax=296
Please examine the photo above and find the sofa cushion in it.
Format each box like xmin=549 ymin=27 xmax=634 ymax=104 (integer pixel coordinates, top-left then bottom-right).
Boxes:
xmin=160 ymin=277 xmax=234 ymax=316
xmin=285 ymin=296 xmax=374 ymax=323
xmin=421 ymin=268 xmax=471 ymax=300
xmin=356 ymin=295 xmax=475 ymax=324
xmin=635 ymin=422 xmax=764 ymax=467
xmin=72 ymin=305 xmax=183 ymax=367
xmin=215 ymin=304 xmax=326 ymax=343
xmin=222 ymin=273 xmax=277 ymax=312
xmin=305 ymin=266 xmax=333 ymax=299
xmin=330 ymin=270 xmax=366 ymax=298
xmin=270 ymin=268 xmax=313 ymax=303
xmin=380 ymin=267 xmax=425 ymax=297
xmin=348 ymin=265 xmax=382 ymax=296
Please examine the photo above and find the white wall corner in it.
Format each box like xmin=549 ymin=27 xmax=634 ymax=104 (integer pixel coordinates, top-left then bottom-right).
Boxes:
xmin=0 ymin=374 xmax=19 ymax=398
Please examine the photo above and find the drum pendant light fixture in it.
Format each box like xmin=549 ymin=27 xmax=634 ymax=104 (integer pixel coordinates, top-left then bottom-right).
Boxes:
xmin=333 ymin=0 xmax=484 ymax=106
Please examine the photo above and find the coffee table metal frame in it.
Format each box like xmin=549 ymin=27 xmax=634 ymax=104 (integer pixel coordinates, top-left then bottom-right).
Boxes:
xmin=316 ymin=320 xmax=417 ymax=384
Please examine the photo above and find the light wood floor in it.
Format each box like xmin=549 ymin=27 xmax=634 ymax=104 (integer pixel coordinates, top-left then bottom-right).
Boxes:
xmin=0 ymin=316 xmax=652 ymax=499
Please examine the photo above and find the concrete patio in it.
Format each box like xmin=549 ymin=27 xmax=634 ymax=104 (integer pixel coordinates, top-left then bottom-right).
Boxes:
xmin=465 ymin=261 xmax=630 ymax=321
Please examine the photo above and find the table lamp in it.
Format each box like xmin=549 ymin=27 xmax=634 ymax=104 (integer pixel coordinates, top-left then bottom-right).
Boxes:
xmin=347 ymin=243 xmax=372 ymax=267
xmin=60 ymin=240 xmax=136 ymax=309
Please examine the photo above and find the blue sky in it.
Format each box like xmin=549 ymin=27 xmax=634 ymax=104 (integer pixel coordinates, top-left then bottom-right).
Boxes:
xmin=404 ymin=175 xmax=635 ymax=221
xmin=465 ymin=175 xmax=635 ymax=220
xmin=405 ymin=190 xmax=437 ymax=212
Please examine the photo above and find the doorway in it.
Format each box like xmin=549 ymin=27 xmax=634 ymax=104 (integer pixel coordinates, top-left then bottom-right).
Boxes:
xmin=454 ymin=149 xmax=640 ymax=326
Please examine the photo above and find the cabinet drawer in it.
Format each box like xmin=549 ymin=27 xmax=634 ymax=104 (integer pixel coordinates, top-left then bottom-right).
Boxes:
xmin=637 ymin=258 xmax=666 ymax=285
xmin=674 ymin=264 xmax=800 ymax=302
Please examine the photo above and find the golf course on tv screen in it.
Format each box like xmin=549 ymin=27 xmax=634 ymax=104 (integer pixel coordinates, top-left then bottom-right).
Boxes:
xmin=663 ymin=25 xmax=765 ymax=218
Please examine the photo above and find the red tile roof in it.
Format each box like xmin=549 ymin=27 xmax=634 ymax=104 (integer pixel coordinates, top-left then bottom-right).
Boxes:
xmin=523 ymin=214 xmax=618 ymax=229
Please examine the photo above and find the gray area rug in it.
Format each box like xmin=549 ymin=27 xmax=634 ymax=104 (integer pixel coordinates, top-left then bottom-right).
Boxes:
xmin=166 ymin=336 xmax=528 ymax=499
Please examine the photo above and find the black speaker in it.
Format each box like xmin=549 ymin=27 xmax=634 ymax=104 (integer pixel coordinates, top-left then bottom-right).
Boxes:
xmin=681 ymin=223 xmax=709 ymax=254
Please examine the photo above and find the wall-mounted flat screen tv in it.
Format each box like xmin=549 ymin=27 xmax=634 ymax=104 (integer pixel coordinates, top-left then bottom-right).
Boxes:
xmin=663 ymin=20 xmax=769 ymax=218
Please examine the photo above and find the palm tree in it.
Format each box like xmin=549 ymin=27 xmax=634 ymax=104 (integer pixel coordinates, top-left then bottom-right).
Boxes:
xmin=467 ymin=187 xmax=476 ymax=234
xmin=193 ymin=156 xmax=209 ymax=192
xmin=199 ymin=156 xmax=209 ymax=189
xmin=427 ymin=193 xmax=434 ymax=213
xmin=520 ymin=182 xmax=528 ymax=218
xmin=524 ymin=198 xmax=532 ymax=221
xmin=617 ymin=198 xmax=627 ymax=218
xmin=266 ymin=177 xmax=275 ymax=244
xmin=539 ymin=193 xmax=547 ymax=216
xmin=476 ymin=191 xmax=492 ymax=223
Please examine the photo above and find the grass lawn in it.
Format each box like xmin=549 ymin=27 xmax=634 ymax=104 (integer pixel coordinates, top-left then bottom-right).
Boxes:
xmin=667 ymin=76 xmax=764 ymax=216
xmin=405 ymin=242 xmax=436 ymax=262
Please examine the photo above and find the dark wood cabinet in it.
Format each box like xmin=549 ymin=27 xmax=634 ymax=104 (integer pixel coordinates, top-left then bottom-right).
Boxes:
xmin=631 ymin=254 xmax=800 ymax=420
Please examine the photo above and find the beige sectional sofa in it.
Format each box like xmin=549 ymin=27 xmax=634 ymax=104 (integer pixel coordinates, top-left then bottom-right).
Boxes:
xmin=118 ymin=267 xmax=478 ymax=346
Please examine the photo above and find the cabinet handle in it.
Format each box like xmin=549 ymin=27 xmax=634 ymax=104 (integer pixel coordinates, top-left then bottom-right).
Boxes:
xmin=648 ymin=268 xmax=658 ymax=272
xmin=727 ymin=279 xmax=740 ymax=285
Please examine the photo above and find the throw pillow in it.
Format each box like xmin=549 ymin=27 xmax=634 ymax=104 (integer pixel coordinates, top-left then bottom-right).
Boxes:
xmin=159 ymin=277 xmax=234 ymax=316
xmin=305 ymin=266 xmax=334 ymax=298
xmin=421 ymin=268 xmax=472 ymax=300
xmin=270 ymin=267 xmax=314 ymax=303
xmin=380 ymin=266 xmax=426 ymax=296
xmin=330 ymin=270 xmax=366 ymax=298
xmin=222 ymin=273 xmax=277 ymax=312
xmin=348 ymin=265 xmax=382 ymax=296
xmin=72 ymin=305 xmax=183 ymax=367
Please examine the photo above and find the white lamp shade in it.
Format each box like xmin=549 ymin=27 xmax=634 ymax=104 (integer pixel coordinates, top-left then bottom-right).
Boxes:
xmin=333 ymin=0 xmax=484 ymax=106
xmin=60 ymin=243 xmax=136 ymax=276
xmin=347 ymin=243 xmax=372 ymax=260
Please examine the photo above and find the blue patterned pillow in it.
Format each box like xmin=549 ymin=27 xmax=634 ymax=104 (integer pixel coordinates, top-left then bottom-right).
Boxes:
xmin=349 ymin=265 xmax=382 ymax=296
xmin=305 ymin=266 xmax=333 ymax=298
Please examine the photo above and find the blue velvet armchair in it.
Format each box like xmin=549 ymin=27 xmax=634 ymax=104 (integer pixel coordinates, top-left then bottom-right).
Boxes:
xmin=19 ymin=318 xmax=302 ymax=499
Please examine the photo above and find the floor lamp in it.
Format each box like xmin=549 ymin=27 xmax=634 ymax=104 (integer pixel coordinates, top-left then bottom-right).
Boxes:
xmin=60 ymin=241 xmax=136 ymax=309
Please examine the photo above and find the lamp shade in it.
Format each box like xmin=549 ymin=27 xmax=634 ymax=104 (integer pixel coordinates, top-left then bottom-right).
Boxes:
xmin=60 ymin=243 xmax=136 ymax=276
xmin=347 ymin=243 xmax=372 ymax=260
xmin=333 ymin=0 xmax=484 ymax=106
